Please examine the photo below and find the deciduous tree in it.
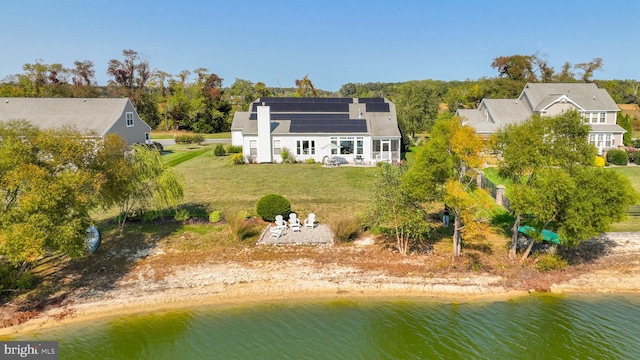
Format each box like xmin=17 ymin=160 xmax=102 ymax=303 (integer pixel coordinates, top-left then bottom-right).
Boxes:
xmin=113 ymin=145 xmax=184 ymax=234
xmin=392 ymin=81 xmax=440 ymax=137
xmin=0 ymin=122 xmax=104 ymax=266
xmin=369 ymin=163 xmax=430 ymax=255
xmin=405 ymin=118 xmax=487 ymax=257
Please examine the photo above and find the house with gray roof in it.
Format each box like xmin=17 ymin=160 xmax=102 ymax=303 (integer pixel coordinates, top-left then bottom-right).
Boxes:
xmin=0 ymin=98 xmax=151 ymax=146
xmin=231 ymin=97 xmax=401 ymax=164
xmin=457 ymin=83 xmax=625 ymax=154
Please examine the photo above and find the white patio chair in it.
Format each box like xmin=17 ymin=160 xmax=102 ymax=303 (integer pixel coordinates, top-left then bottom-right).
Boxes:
xmin=289 ymin=213 xmax=301 ymax=232
xmin=269 ymin=214 xmax=287 ymax=238
xmin=269 ymin=225 xmax=284 ymax=239
xmin=304 ymin=213 xmax=317 ymax=229
xmin=275 ymin=214 xmax=287 ymax=229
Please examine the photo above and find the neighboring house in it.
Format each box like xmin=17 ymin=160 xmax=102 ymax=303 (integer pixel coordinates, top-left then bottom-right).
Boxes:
xmin=457 ymin=83 xmax=625 ymax=154
xmin=231 ymin=97 xmax=402 ymax=164
xmin=0 ymin=98 xmax=151 ymax=146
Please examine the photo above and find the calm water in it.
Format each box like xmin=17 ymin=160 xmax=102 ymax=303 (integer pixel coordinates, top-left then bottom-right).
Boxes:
xmin=4 ymin=294 xmax=640 ymax=359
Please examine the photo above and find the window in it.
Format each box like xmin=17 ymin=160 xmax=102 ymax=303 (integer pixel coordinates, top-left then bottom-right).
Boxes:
xmin=249 ymin=140 xmax=257 ymax=156
xmin=339 ymin=138 xmax=354 ymax=154
xmin=589 ymin=134 xmax=596 ymax=146
xmin=296 ymin=140 xmax=315 ymax=155
xmin=582 ymin=112 xmax=589 ymax=123
xmin=584 ymin=112 xmax=607 ymax=124
xmin=605 ymin=134 xmax=612 ymax=147
xmin=329 ymin=136 xmax=362 ymax=155
xmin=273 ymin=140 xmax=281 ymax=155
xmin=599 ymin=113 xmax=606 ymax=123
xmin=125 ymin=112 xmax=134 ymax=127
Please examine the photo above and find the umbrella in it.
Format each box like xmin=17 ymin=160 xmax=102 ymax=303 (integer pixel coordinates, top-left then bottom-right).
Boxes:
xmin=321 ymin=143 xmax=340 ymax=150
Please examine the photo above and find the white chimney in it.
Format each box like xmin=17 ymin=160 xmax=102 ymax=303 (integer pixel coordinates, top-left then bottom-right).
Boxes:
xmin=256 ymin=106 xmax=273 ymax=163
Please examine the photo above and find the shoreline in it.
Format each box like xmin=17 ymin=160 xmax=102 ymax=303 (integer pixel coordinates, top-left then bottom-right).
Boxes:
xmin=1 ymin=233 xmax=639 ymax=337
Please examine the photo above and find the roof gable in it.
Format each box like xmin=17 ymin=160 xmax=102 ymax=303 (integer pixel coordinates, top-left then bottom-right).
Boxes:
xmin=536 ymin=94 xmax=584 ymax=112
xmin=520 ymin=83 xmax=618 ymax=111
xmin=0 ymin=98 xmax=136 ymax=135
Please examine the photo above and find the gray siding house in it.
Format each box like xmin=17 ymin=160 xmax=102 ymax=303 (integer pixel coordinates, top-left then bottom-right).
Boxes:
xmin=457 ymin=83 xmax=625 ymax=154
xmin=0 ymin=98 xmax=151 ymax=146
xmin=231 ymin=97 xmax=402 ymax=164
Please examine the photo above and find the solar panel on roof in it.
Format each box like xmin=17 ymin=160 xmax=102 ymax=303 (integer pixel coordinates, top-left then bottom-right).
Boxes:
xmin=365 ymin=102 xmax=390 ymax=112
xmin=249 ymin=113 xmax=350 ymax=121
xmin=289 ymin=119 xmax=367 ymax=133
xmin=256 ymin=97 xmax=353 ymax=104
xmin=267 ymin=102 xmax=350 ymax=113
xmin=357 ymin=98 xmax=385 ymax=103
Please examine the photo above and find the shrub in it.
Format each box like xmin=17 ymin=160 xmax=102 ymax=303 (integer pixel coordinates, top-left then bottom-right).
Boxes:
xmin=535 ymin=253 xmax=568 ymax=272
xmin=632 ymin=138 xmax=640 ymax=148
xmin=145 ymin=141 xmax=164 ymax=152
xmin=16 ymin=271 xmax=34 ymax=290
xmin=231 ymin=153 xmax=245 ymax=164
xmin=209 ymin=210 xmax=222 ymax=223
xmin=174 ymin=208 xmax=191 ymax=222
xmin=280 ymin=147 xmax=297 ymax=164
xmin=626 ymin=147 xmax=638 ymax=163
xmin=175 ymin=134 xmax=205 ymax=145
xmin=142 ymin=210 xmax=161 ymax=222
xmin=327 ymin=215 xmax=362 ymax=242
xmin=594 ymin=156 xmax=605 ymax=167
xmin=226 ymin=145 xmax=242 ymax=153
xmin=606 ymin=149 xmax=629 ymax=166
xmin=306 ymin=158 xmax=316 ymax=164
xmin=213 ymin=143 xmax=226 ymax=156
xmin=226 ymin=210 xmax=255 ymax=241
xmin=0 ymin=263 xmax=35 ymax=293
xmin=256 ymin=194 xmax=291 ymax=221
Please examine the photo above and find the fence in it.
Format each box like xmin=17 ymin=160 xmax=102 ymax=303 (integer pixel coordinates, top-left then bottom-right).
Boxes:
xmin=478 ymin=171 xmax=638 ymax=216
xmin=478 ymin=171 xmax=510 ymax=211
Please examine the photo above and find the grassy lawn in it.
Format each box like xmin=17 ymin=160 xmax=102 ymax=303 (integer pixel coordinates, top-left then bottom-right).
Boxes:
xmin=605 ymin=166 xmax=640 ymax=231
xmin=173 ymin=149 xmax=378 ymax=220
xmin=151 ymin=131 xmax=231 ymax=139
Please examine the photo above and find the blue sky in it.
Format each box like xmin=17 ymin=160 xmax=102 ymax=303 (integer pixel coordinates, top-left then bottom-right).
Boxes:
xmin=2 ymin=0 xmax=639 ymax=92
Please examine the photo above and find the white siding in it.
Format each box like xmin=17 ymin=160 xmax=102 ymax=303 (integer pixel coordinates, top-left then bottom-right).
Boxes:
xmin=231 ymin=130 xmax=243 ymax=147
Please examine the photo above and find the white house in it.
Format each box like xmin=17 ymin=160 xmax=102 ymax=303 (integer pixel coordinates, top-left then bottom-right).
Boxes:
xmin=231 ymin=97 xmax=402 ymax=164
xmin=0 ymin=97 xmax=151 ymax=146
xmin=457 ymin=83 xmax=625 ymax=154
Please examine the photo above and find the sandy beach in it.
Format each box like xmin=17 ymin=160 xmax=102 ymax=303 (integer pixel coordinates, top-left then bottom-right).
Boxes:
xmin=1 ymin=230 xmax=639 ymax=336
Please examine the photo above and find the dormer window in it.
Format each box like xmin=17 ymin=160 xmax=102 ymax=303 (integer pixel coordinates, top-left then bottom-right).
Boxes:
xmin=125 ymin=112 xmax=134 ymax=127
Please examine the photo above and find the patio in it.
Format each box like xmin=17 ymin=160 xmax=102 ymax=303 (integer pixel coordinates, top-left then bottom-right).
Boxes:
xmin=257 ymin=224 xmax=334 ymax=245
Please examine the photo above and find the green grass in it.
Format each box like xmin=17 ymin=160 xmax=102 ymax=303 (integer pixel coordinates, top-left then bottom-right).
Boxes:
xmin=151 ymin=132 xmax=231 ymax=140
xmin=163 ymin=146 xmax=213 ymax=167
xmin=605 ymin=166 xmax=640 ymax=231
xmin=607 ymin=166 xmax=640 ymax=190
xmin=173 ymin=154 xmax=378 ymax=221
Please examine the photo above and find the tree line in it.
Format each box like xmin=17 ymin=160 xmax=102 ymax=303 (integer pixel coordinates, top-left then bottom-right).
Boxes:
xmin=2 ymin=50 xmax=639 ymax=139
